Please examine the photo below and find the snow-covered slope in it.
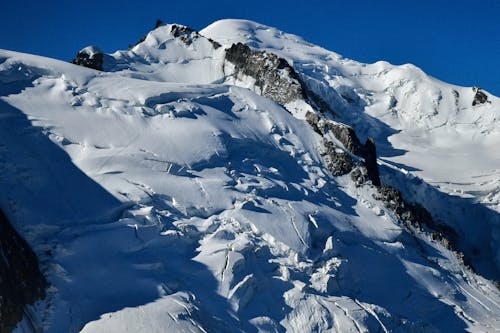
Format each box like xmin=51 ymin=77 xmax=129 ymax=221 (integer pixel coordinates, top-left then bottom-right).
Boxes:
xmin=0 ymin=19 xmax=499 ymax=332
xmin=201 ymin=20 xmax=500 ymax=278
xmin=94 ymin=19 xmax=500 ymax=279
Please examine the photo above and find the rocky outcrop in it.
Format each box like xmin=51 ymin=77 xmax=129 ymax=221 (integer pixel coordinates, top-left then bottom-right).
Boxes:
xmin=306 ymin=111 xmax=462 ymax=261
xmin=373 ymin=186 xmax=464 ymax=260
xmin=130 ymin=22 xmax=221 ymax=51
xmin=168 ymin=24 xmax=221 ymax=49
xmin=375 ymin=186 xmax=436 ymax=230
xmin=225 ymin=42 xmax=333 ymax=115
xmin=321 ymin=139 xmax=354 ymax=176
xmin=472 ymin=87 xmax=488 ymax=106
xmin=305 ymin=111 xmax=381 ymax=186
xmin=223 ymin=44 xmax=463 ymax=265
xmin=0 ymin=209 xmax=46 ymax=332
xmin=154 ymin=19 xmax=164 ymax=29
xmin=71 ymin=46 xmax=104 ymax=71
xmin=225 ymin=42 xmax=306 ymax=105
xmin=362 ymin=138 xmax=380 ymax=187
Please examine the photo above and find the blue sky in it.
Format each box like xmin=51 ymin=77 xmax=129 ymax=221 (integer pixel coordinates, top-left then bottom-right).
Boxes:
xmin=1 ymin=0 xmax=499 ymax=95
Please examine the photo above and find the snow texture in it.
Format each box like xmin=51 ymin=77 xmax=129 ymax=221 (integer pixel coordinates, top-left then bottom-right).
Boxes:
xmin=0 ymin=19 xmax=498 ymax=333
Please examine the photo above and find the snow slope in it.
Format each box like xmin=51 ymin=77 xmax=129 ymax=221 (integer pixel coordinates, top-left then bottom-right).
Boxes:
xmin=202 ymin=20 xmax=500 ymax=278
xmin=201 ymin=19 xmax=500 ymax=208
xmin=0 ymin=19 xmax=499 ymax=332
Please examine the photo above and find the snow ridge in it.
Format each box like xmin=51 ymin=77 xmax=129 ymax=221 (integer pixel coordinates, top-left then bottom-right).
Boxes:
xmin=0 ymin=19 xmax=499 ymax=333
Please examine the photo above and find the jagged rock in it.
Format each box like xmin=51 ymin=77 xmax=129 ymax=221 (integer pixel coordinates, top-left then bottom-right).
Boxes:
xmin=305 ymin=111 xmax=322 ymax=133
xmin=223 ymin=44 xmax=355 ymax=180
xmin=170 ymin=24 xmax=198 ymax=45
xmin=324 ymin=122 xmax=381 ymax=186
xmin=224 ymin=43 xmax=333 ymax=115
xmin=131 ymin=21 xmax=221 ymax=50
xmin=322 ymin=139 xmax=354 ymax=176
xmin=225 ymin=43 xmax=306 ymax=105
xmin=472 ymin=87 xmax=488 ymax=106
xmin=362 ymin=137 xmax=380 ymax=187
xmin=373 ymin=185 xmax=467 ymax=267
xmin=350 ymin=166 xmax=369 ymax=187
xmin=325 ymin=122 xmax=364 ymax=156
xmin=374 ymin=186 xmax=453 ymax=235
xmin=0 ymin=209 xmax=46 ymax=332
xmin=155 ymin=19 xmax=164 ymax=29
xmin=306 ymin=111 xmax=379 ymax=181
xmin=71 ymin=46 xmax=104 ymax=71
xmin=169 ymin=24 xmax=221 ymax=49
xmin=306 ymin=112 xmax=354 ymax=176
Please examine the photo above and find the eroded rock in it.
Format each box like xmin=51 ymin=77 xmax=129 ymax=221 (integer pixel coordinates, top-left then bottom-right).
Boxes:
xmin=0 ymin=209 xmax=46 ymax=332
xmin=472 ymin=87 xmax=488 ymax=106
xmin=322 ymin=139 xmax=354 ymax=176
xmin=170 ymin=24 xmax=221 ymax=49
xmin=225 ymin=42 xmax=306 ymax=105
xmin=306 ymin=111 xmax=380 ymax=185
xmin=71 ymin=46 xmax=104 ymax=71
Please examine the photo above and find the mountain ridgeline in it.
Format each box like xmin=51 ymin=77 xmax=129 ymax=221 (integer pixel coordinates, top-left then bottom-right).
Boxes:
xmin=0 ymin=19 xmax=498 ymax=332
xmin=71 ymin=22 xmax=485 ymax=274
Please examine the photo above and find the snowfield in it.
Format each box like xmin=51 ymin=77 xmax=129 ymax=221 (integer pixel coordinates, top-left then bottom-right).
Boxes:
xmin=0 ymin=19 xmax=499 ymax=332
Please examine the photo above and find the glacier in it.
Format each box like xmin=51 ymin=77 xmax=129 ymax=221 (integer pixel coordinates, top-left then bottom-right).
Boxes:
xmin=0 ymin=19 xmax=499 ymax=332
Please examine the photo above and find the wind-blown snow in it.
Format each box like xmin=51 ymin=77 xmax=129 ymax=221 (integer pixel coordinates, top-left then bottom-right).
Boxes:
xmin=0 ymin=19 xmax=499 ymax=333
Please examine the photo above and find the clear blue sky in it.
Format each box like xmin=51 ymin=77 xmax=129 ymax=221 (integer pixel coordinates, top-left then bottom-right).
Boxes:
xmin=1 ymin=0 xmax=499 ymax=95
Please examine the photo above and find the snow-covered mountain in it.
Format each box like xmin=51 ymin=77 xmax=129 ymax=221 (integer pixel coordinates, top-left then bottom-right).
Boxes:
xmin=0 ymin=19 xmax=499 ymax=332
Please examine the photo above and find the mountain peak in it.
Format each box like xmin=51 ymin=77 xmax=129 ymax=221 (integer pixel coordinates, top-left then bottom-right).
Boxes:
xmin=1 ymin=18 xmax=499 ymax=333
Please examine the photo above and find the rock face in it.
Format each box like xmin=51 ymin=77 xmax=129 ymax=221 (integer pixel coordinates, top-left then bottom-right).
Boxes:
xmin=374 ymin=186 xmax=461 ymax=255
xmin=170 ymin=24 xmax=197 ymax=45
xmin=472 ymin=87 xmax=488 ymax=106
xmin=225 ymin=42 xmax=306 ymax=105
xmin=324 ymin=121 xmax=379 ymax=181
xmin=168 ymin=24 xmax=221 ymax=49
xmin=305 ymin=110 xmax=459 ymax=257
xmin=0 ymin=209 xmax=46 ymax=332
xmin=71 ymin=46 xmax=104 ymax=71
xmin=305 ymin=111 xmax=381 ymax=186
xmin=375 ymin=186 xmax=435 ymax=229
xmin=321 ymin=139 xmax=354 ymax=176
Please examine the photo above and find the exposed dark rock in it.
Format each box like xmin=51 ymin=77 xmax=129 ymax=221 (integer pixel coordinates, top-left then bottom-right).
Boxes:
xmin=224 ymin=42 xmax=462 ymax=269
xmin=170 ymin=24 xmax=221 ymax=49
xmin=363 ymin=138 xmax=380 ymax=187
xmin=325 ymin=122 xmax=364 ymax=156
xmin=372 ymin=184 xmax=475 ymax=271
xmin=223 ymin=42 xmax=377 ymax=182
xmin=170 ymin=24 xmax=197 ymax=45
xmin=472 ymin=87 xmax=488 ymax=106
xmin=374 ymin=186 xmax=458 ymax=243
xmin=322 ymin=139 xmax=354 ymax=176
xmin=131 ymin=21 xmax=221 ymax=50
xmin=306 ymin=112 xmax=364 ymax=178
xmin=305 ymin=112 xmax=322 ymax=134
xmin=350 ymin=166 xmax=369 ymax=186
xmin=71 ymin=46 xmax=103 ymax=71
xmin=224 ymin=43 xmax=333 ymax=116
xmin=155 ymin=19 xmax=164 ymax=29
xmin=323 ymin=121 xmax=380 ymax=186
xmin=306 ymin=112 xmax=354 ymax=176
xmin=225 ymin=43 xmax=307 ymax=105
xmin=208 ymin=38 xmax=222 ymax=49
xmin=0 ymin=209 xmax=47 ymax=332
